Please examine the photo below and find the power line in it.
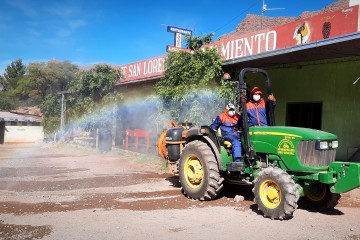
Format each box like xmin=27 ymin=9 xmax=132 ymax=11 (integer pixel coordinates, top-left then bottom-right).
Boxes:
xmin=213 ymin=0 xmax=262 ymax=35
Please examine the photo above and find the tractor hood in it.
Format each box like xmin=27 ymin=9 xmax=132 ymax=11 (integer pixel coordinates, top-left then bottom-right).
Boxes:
xmin=249 ymin=126 xmax=337 ymax=140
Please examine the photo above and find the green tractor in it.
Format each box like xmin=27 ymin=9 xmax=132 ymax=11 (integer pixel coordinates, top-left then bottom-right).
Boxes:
xmin=159 ymin=68 xmax=360 ymax=220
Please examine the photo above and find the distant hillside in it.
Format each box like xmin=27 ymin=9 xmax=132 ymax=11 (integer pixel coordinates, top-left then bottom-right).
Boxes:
xmin=218 ymin=0 xmax=350 ymax=40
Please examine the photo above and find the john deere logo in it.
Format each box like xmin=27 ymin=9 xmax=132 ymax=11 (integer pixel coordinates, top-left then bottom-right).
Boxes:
xmin=278 ymin=138 xmax=295 ymax=155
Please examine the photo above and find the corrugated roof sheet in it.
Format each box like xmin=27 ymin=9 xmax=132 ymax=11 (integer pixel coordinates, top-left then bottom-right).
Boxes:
xmin=0 ymin=111 xmax=42 ymax=122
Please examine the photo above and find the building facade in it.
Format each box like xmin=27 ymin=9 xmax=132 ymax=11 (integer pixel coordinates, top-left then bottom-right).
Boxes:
xmin=0 ymin=111 xmax=44 ymax=144
xmin=113 ymin=1 xmax=360 ymax=161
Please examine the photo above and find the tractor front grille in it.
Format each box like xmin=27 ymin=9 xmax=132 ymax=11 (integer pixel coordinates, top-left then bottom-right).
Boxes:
xmin=297 ymin=140 xmax=336 ymax=167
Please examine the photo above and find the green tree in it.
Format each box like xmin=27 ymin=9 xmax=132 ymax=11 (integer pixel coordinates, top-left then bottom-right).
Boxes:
xmin=0 ymin=91 xmax=19 ymax=110
xmin=154 ymin=33 xmax=223 ymax=125
xmin=11 ymin=60 xmax=80 ymax=134
xmin=67 ymin=64 xmax=123 ymax=130
xmin=2 ymin=59 xmax=26 ymax=91
xmin=218 ymin=77 xmax=240 ymax=108
xmin=0 ymin=59 xmax=26 ymax=110
xmin=40 ymin=95 xmax=62 ymax=135
xmin=185 ymin=33 xmax=214 ymax=51
xmin=0 ymin=75 xmax=6 ymax=90
xmin=187 ymin=33 xmax=240 ymax=111
xmin=22 ymin=61 xmax=79 ymax=105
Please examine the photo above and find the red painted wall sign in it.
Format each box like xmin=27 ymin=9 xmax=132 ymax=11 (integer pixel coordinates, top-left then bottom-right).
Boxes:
xmin=116 ymin=6 xmax=359 ymax=84
xmin=206 ymin=5 xmax=359 ymax=60
xmin=116 ymin=55 xmax=167 ymax=83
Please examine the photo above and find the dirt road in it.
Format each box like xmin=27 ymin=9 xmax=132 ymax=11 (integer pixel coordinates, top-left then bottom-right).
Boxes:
xmin=0 ymin=143 xmax=359 ymax=240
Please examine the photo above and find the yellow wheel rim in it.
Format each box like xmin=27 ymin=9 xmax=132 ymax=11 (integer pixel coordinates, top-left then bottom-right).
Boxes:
xmin=259 ymin=180 xmax=281 ymax=209
xmin=307 ymin=184 xmax=326 ymax=202
xmin=184 ymin=155 xmax=203 ymax=189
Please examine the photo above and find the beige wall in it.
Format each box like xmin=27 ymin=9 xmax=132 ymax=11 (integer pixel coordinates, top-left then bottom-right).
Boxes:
xmin=5 ymin=126 xmax=44 ymax=143
xmin=268 ymin=57 xmax=360 ymax=161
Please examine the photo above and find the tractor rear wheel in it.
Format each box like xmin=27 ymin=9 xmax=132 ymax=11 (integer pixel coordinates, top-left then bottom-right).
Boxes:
xmin=253 ymin=167 xmax=299 ymax=220
xmin=299 ymin=183 xmax=341 ymax=211
xmin=179 ymin=140 xmax=224 ymax=200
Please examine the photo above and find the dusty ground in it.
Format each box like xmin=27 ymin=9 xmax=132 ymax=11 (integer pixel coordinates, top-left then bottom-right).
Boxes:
xmin=0 ymin=143 xmax=360 ymax=240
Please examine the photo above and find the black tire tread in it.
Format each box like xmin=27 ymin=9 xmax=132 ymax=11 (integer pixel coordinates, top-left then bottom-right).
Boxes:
xmin=299 ymin=184 xmax=341 ymax=211
xmin=253 ymin=167 xmax=300 ymax=220
xmin=179 ymin=140 xmax=223 ymax=201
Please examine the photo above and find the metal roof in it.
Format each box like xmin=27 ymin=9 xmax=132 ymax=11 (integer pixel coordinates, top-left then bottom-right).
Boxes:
xmin=0 ymin=111 xmax=42 ymax=122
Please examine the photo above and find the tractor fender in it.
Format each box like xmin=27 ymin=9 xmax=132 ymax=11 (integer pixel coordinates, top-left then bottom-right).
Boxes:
xmin=185 ymin=127 xmax=223 ymax=170
xmin=203 ymin=135 xmax=224 ymax=170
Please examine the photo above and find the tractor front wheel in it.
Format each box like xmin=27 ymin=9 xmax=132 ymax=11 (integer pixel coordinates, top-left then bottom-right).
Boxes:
xmin=299 ymin=183 xmax=341 ymax=211
xmin=179 ymin=140 xmax=224 ymax=200
xmin=253 ymin=167 xmax=300 ymax=220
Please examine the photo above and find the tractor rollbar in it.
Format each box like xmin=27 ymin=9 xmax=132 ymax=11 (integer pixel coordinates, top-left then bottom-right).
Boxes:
xmin=238 ymin=68 xmax=275 ymax=162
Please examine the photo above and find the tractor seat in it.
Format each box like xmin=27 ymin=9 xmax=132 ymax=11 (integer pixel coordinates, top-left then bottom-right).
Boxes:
xmin=224 ymin=140 xmax=232 ymax=148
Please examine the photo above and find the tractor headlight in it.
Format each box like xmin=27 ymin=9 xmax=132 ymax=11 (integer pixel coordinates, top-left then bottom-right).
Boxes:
xmin=320 ymin=141 xmax=328 ymax=149
xmin=315 ymin=140 xmax=338 ymax=150
xmin=331 ymin=140 xmax=338 ymax=148
xmin=316 ymin=140 xmax=328 ymax=150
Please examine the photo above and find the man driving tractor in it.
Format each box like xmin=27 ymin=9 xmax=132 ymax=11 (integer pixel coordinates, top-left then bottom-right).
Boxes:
xmin=210 ymin=103 xmax=242 ymax=162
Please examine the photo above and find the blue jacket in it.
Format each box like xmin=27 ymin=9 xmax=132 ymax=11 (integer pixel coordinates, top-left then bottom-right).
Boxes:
xmin=245 ymin=86 xmax=276 ymax=127
xmin=246 ymin=99 xmax=268 ymax=126
xmin=211 ymin=108 xmax=241 ymax=140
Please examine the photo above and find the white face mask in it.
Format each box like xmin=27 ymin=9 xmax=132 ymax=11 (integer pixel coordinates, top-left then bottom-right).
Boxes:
xmin=228 ymin=110 xmax=235 ymax=116
xmin=253 ymin=94 xmax=261 ymax=102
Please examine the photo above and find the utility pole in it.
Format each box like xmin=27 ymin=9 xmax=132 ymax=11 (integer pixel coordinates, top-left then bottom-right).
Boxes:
xmin=57 ymin=90 xmax=70 ymax=139
xmin=60 ymin=93 xmax=66 ymax=133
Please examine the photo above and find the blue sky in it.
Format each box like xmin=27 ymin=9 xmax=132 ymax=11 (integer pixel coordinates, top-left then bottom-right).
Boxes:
xmin=0 ymin=0 xmax=339 ymax=73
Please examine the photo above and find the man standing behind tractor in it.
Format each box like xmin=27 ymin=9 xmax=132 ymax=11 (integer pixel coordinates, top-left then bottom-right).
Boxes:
xmin=246 ymin=86 xmax=276 ymax=126
xmin=211 ymin=103 xmax=242 ymax=162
